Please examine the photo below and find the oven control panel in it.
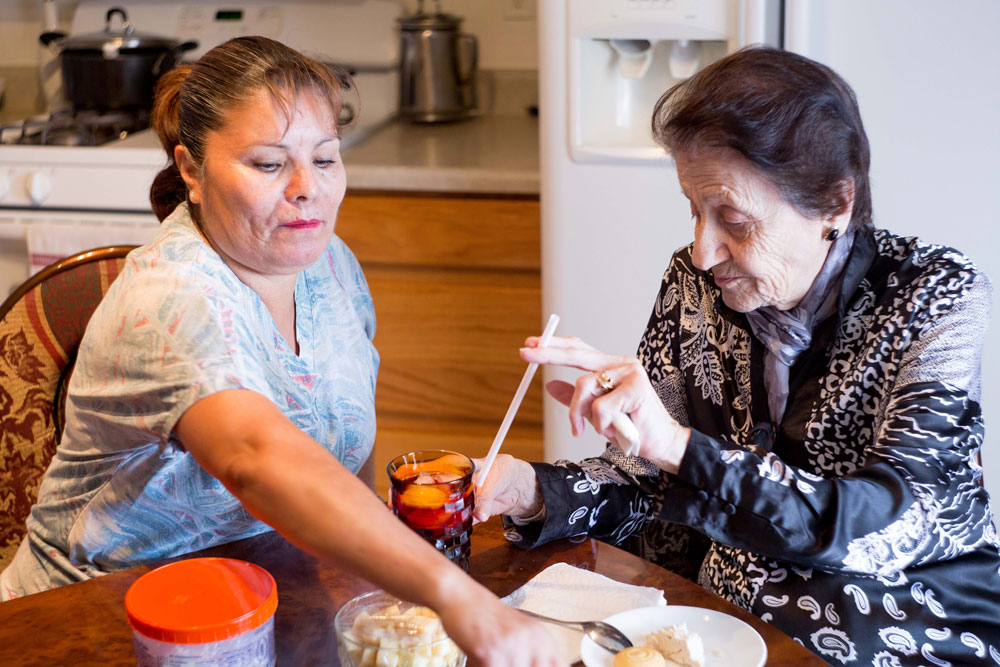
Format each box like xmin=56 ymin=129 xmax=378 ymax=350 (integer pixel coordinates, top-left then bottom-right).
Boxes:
xmin=175 ymin=5 xmax=285 ymax=59
xmin=0 ymin=147 xmax=162 ymax=213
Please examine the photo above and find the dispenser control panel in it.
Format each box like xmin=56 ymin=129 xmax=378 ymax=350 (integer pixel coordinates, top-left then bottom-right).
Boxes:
xmin=568 ymin=0 xmax=740 ymax=164
xmin=626 ymin=0 xmax=678 ymax=9
xmin=571 ymin=0 xmax=731 ymax=40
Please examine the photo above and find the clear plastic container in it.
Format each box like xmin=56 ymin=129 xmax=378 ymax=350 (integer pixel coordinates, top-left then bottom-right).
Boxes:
xmin=335 ymin=590 xmax=466 ymax=667
xmin=125 ymin=557 xmax=277 ymax=666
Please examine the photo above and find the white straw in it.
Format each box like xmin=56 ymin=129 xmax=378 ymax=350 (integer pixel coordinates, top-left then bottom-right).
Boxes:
xmin=475 ymin=313 xmax=560 ymax=487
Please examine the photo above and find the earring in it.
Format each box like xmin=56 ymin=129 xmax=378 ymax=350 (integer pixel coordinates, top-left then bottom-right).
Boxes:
xmin=825 ymin=228 xmax=840 ymax=242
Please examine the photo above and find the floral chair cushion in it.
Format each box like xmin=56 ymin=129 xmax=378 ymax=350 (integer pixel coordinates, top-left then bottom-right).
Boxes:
xmin=0 ymin=247 xmax=133 ymax=571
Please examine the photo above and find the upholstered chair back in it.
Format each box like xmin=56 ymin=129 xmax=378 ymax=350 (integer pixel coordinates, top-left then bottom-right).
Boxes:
xmin=0 ymin=247 xmax=134 ymax=571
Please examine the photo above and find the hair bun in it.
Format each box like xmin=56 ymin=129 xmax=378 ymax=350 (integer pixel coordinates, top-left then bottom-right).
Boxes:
xmin=152 ymin=64 xmax=194 ymax=157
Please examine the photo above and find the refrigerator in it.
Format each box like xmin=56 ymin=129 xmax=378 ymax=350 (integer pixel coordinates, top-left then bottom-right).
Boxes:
xmin=538 ymin=0 xmax=1000 ymax=503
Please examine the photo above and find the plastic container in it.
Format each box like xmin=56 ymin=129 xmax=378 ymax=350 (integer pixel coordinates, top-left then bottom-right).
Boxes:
xmin=335 ymin=590 xmax=466 ymax=667
xmin=125 ymin=557 xmax=277 ymax=666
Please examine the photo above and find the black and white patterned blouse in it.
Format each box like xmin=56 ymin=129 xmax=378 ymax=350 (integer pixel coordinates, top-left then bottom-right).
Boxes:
xmin=505 ymin=228 xmax=1000 ymax=665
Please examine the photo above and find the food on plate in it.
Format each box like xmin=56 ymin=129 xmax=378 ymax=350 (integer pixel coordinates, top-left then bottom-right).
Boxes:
xmin=643 ymin=623 xmax=705 ymax=667
xmin=339 ymin=602 xmax=464 ymax=667
xmin=613 ymin=645 xmax=668 ymax=667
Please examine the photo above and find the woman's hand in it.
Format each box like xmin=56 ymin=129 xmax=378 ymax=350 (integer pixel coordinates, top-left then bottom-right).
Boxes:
xmin=436 ymin=584 xmax=567 ymax=667
xmin=521 ymin=335 xmax=691 ymax=474
xmin=472 ymin=454 xmax=542 ymax=522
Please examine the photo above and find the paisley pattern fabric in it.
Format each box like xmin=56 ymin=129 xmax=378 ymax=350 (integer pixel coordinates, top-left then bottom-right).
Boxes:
xmin=1 ymin=203 xmax=378 ymax=599
xmin=505 ymin=228 xmax=1000 ymax=664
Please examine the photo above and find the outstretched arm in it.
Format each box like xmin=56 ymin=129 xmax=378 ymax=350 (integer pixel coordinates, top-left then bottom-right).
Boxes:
xmin=176 ymin=389 xmax=565 ymax=667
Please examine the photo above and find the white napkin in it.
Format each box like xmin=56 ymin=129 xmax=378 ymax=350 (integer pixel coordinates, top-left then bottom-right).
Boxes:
xmin=503 ymin=562 xmax=666 ymax=664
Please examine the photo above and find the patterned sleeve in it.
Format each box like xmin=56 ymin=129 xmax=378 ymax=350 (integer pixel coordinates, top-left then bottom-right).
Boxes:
xmin=659 ymin=270 xmax=994 ymax=578
xmin=502 ymin=455 xmax=655 ymax=549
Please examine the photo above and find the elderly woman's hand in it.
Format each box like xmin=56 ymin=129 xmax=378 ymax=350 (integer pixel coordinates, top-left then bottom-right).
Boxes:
xmin=471 ymin=454 xmax=543 ymax=523
xmin=521 ymin=336 xmax=690 ymax=474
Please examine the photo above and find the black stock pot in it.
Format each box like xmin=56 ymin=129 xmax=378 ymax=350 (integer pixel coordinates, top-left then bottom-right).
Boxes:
xmin=40 ymin=7 xmax=197 ymax=112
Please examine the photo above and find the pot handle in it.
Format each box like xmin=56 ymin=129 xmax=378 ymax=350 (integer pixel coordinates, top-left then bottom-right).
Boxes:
xmin=174 ymin=40 xmax=199 ymax=56
xmin=39 ymin=30 xmax=65 ymax=47
xmin=456 ymin=34 xmax=478 ymax=85
xmin=105 ymin=7 xmax=133 ymax=34
xmin=152 ymin=40 xmax=200 ymax=76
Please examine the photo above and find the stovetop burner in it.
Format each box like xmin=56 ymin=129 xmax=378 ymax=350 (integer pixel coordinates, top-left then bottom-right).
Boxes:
xmin=0 ymin=109 xmax=151 ymax=147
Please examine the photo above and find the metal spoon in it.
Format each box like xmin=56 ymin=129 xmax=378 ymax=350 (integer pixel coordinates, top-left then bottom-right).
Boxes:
xmin=518 ymin=608 xmax=633 ymax=654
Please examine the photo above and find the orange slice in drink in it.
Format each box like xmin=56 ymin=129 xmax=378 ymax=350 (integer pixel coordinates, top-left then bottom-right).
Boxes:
xmin=399 ymin=483 xmax=449 ymax=509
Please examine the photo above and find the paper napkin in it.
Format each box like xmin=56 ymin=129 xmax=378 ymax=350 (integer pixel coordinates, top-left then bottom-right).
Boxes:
xmin=502 ymin=562 xmax=666 ymax=663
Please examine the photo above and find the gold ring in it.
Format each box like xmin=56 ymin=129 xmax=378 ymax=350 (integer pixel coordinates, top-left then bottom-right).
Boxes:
xmin=596 ymin=370 xmax=614 ymax=392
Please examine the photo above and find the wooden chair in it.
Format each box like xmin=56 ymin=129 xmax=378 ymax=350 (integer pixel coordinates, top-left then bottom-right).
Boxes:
xmin=0 ymin=246 xmax=134 ymax=571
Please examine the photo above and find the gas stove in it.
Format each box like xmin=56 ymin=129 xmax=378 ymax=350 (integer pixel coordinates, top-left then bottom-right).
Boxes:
xmin=0 ymin=0 xmax=402 ymax=298
xmin=1 ymin=109 xmax=151 ymax=147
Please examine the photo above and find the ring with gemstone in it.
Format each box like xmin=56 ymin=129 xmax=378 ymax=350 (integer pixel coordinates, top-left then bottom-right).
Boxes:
xmin=597 ymin=370 xmax=614 ymax=392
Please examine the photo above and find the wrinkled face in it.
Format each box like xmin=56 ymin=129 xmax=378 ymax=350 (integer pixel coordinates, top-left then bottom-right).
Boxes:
xmin=178 ymin=88 xmax=345 ymax=281
xmin=675 ymin=146 xmax=844 ymax=312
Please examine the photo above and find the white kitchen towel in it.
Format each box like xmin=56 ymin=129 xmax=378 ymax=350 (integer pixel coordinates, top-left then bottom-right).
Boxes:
xmin=26 ymin=221 xmax=156 ymax=275
xmin=502 ymin=562 xmax=666 ymax=663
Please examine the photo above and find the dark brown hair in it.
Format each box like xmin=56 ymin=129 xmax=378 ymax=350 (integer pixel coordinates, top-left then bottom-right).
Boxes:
xmin=652 ymin=45 xmax=872 ymax=229
xmin=150 ymin=36 xmax=353 ymax=221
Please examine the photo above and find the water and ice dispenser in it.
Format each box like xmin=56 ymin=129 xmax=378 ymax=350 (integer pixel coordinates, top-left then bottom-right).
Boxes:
xmin=568 ymin=0 xmax=770 ymax=164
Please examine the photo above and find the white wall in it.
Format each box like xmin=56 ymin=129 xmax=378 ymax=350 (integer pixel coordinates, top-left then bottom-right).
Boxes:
xmin=0 ymin=0 xmax=76 ymax=67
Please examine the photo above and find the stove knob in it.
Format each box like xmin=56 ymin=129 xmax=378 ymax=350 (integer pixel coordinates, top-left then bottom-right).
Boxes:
xmin=28 ymin=170 xmax=53 ymax=205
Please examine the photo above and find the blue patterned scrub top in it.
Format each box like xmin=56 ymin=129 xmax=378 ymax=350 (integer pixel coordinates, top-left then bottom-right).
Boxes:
xmin=1 ymin=202 xmax=378 ymax=598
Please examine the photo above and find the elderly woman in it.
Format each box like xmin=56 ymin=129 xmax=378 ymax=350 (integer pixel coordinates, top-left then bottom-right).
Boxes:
xmin=0 ymin=36 xmax=563 ymax=667
xmin=477 ymin=46 xmax=1000 ymax=664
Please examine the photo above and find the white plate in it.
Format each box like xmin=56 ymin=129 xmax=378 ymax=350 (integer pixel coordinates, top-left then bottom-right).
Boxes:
xmin=580 ymin=605 xmax=767 ymax=667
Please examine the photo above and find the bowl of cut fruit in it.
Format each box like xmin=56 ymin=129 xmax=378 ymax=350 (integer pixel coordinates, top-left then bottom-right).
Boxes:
xmin=335 ymin=590 xmax=466 ymax=667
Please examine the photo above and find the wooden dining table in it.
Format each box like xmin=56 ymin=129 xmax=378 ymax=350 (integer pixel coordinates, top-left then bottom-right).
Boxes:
xmin=0 ymin=518 xmax=825 ymax=666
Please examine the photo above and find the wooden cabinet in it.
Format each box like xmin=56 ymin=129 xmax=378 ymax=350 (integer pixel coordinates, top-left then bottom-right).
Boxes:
xmin=336 ymin=192 xmax=543 ymax=496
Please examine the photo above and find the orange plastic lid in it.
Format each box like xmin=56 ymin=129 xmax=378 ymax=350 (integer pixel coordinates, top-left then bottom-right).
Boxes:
xmin=125 ymin=558 xmax=277 ymax=644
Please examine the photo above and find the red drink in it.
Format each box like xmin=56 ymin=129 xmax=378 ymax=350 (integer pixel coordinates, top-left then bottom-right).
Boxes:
xmin=388 ymin=451 xmax=475 ymax=571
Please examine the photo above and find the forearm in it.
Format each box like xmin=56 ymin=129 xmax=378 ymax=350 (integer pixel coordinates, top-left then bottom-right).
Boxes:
xmin=505 ymin=457 xmax=655 ymax=550
xmin=231 ymin=437 xmax=475 ymax=607
xmin=178 ymin=390 xmax=571 ymax=664
xmin=177 ymin=390 xmax=483 ymax=613
xmin=664 ymin=407 xmax=989 ymax=576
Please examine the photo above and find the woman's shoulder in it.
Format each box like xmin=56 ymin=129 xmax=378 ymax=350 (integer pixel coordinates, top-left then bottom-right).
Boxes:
xmin=868 ymin=227 xmax=991 ymax=300
xmin=120 ymin=207 xmax=238 ymax=294
xmin=97 ymin=208 xmax=246 ymax=333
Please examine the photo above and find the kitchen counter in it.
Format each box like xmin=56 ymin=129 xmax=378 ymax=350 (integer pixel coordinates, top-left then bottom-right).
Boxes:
xmin=342 ymin=113 xmax=539 ymax=195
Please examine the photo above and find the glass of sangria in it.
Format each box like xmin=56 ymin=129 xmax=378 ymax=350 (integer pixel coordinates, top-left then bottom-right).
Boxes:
xmin=387 ymin=450 xmax=475 ymax=571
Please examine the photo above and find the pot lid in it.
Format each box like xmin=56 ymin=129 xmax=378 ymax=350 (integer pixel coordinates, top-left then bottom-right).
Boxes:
xmin=398 ymin=11 xmax=463 ymax=31
xmin=60 ymin=7 xmax=178 ymax=52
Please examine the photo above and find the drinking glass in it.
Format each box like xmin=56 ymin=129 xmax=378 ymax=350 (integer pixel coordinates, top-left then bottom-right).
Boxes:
xmin=387 ymin=450 xmax=475 ymax=571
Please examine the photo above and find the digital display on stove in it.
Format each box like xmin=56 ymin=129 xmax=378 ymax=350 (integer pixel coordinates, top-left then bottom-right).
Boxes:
xmin=214 ymin=10 xmax=243 ymax=21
